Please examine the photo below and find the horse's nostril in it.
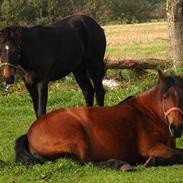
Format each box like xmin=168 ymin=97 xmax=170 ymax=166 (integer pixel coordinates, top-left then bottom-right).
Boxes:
xmin=170 ymin=123 xmax=176 ymax=131
xmin=169 ymin=123 xmax=183 ymax=138
xmin=5 ymin=75 xmax=15 ymax=84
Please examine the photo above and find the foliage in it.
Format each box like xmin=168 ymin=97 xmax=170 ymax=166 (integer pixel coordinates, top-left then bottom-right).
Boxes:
xmin=0 ymin=0 xmax=166 ymax=26
xmin=107 ymin=0 xmax=151 ymax=23
xmin=1 ymin=0 xmax=37 ymax=25
xmin=147 ymin=0 xmax=166 ymax=19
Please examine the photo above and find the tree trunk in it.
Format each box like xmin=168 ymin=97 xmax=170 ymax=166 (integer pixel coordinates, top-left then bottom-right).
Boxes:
xmin=166 ymin=0 xmax=183 ymax=70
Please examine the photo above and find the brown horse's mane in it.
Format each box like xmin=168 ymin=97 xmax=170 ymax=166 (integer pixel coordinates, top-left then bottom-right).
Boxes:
xmin=159 ymin=76 xmax=182 ymax=96
xmin=117 ymin=95 xmax=134 ymax=105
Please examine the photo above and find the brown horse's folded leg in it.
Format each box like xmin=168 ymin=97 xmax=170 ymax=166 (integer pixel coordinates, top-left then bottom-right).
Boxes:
xmin=92 ymin=159 xmax=135 ymax=172
xmin=144 ymin=157 xmax=156 ymax=167
xmin=145 ymin=143 xmax=183 ymax=167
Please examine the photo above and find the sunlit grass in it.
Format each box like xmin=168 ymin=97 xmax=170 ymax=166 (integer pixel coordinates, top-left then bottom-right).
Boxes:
xmin=104 ymin=22 xmax=170 ymax=61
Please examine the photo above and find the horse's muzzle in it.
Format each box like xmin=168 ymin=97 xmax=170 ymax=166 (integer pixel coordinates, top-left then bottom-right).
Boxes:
xmin=5 ymin=75 xmax=15 ymax=84
xmin=169 ymin=123 xmax=183 ymax=138
xmin=2 ymin=66 xmax=16 ymax=84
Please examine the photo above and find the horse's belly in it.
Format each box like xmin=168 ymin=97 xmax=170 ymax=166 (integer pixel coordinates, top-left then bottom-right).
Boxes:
xmin=90 ymin=141 xmax=140 ymax=163
xmin=49 ymin=58 xmax=82 ymax=81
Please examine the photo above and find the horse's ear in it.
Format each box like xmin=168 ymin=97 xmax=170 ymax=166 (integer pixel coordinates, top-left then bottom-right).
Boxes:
xmin=0 ymin=29 xmax=5 ymax=42
xmin=11 ymin=27 xmax=22 ymax=43
xmin=158 ymin=70 xmax=166 ymax=82
xmin=0 ymin=29 xmax=4 ymax=36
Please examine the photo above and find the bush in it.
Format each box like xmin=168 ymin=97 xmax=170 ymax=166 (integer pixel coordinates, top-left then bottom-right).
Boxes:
xmin=0 ymin=0 xmax=165 ymax=26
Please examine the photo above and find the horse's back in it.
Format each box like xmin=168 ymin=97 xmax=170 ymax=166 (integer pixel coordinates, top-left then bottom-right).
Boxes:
xmin=53 ymin=14 xmax=106 ymax=59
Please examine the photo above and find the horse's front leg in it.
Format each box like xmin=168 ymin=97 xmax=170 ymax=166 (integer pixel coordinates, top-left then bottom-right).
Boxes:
xmin=25 ymin=83 xmax=38 ymax=117
xmin=36 ymin=82 xmax=48 ymax=118
xmin=144 ymin=143 xmax=183 ymax=167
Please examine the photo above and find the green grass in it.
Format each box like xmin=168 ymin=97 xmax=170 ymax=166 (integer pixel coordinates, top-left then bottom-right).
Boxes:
xmin=0 ymin=71 xmax=183 ymax=183
xmin=106 ymin=43 xmax=169 ymax=60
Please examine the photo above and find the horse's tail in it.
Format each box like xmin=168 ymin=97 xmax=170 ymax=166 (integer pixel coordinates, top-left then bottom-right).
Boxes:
xmin=15 ymin=134 xmax=45 ymax=164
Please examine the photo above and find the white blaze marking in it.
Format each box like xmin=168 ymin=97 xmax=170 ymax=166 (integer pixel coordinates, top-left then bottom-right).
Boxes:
xmin=174 ymin=91 xmax=178 ymax=97
xmin=5 ymin=45 xmax=9 ymax=50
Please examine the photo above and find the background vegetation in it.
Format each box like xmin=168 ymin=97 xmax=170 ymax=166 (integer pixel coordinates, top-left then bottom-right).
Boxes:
xmin=0 ymin=0 xmax=166 ymax=26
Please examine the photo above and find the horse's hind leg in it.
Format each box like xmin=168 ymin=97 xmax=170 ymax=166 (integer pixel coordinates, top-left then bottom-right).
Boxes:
xmin=73 ymin=67 xmax=94 ymax=106
xmin=91 ymin=78 xmax=105 ymax=106
xmin=87 ymin=62 xmax=105 ymax=106
xmin=92 ymin=159 xmax=134 ymax=172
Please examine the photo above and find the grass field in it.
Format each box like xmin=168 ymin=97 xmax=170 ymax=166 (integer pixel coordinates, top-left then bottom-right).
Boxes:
xmin=0 ymin=22 xmax=183 ymax=183
xmin=104 ymin=22 xmax=170 ymax=61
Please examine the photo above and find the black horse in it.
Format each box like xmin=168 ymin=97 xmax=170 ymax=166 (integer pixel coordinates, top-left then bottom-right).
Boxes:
xmin=0 ymin=15 xmax=106 ymax=118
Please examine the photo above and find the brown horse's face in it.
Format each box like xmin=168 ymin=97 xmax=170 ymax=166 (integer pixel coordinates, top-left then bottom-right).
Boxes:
xmin=162 ymin=85 xmax=183 ymax=138
xmin=0 ymin=29 xmax=21 ymax=84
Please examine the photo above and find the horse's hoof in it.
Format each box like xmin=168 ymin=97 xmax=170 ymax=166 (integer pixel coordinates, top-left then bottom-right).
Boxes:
xmin=144 ymin=157 xmax=156 ymax=167
xmin=120 ymin=164 xmax=135 ymax=172
xmin=0 ymin=160 xmax=6 ymax=168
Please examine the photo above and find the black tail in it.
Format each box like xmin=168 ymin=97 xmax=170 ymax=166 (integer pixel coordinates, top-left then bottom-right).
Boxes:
xmin=15 ymin=134 xmax=45 ymax=164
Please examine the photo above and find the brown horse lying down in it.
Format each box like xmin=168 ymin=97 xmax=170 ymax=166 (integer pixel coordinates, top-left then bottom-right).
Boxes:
xmin=15 ymin=71 xmax=183 ymax=171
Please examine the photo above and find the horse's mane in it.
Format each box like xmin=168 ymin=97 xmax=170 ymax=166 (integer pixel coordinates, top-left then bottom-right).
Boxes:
xmin=29 ymin=25 xmax=52 ymax=30
xmin=0 ymin=26 xmax=20 ymax=39
xmin=117 ymin=95 xmax=134 ymax=105
xmin=159 ymin=76 xmax=183 ymax=96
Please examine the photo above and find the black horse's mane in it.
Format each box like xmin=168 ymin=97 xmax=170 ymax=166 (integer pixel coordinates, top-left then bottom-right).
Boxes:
xmin=29 ymin=25 xmax=52 ymax=30
xmin=0 ymin=25 xmax=52 ymax=40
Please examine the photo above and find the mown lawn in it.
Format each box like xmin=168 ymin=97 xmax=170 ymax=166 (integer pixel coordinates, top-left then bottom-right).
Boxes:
xmin=0 ymin=70 xmax=183 ymax=183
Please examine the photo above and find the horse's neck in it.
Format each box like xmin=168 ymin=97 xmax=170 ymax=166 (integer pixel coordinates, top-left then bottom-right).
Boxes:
xmin=134 ymin=84 xmax=164 ymax=121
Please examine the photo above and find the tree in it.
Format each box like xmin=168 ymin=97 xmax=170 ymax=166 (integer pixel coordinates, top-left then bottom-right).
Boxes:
xmin=1 ymin=0 xmax=37 ymax=25
xmin=166 ymin=0 xmax=183 ymax=69
xmin=108 ymin=0 xmax=151 ymax=23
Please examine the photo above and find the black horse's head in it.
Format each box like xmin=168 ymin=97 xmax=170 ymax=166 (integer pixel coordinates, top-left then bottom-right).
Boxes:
xmin=0 ymin=26 xmax=22 ymax=84
xmin=158 ymin=70 xmax=183 ymax=138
